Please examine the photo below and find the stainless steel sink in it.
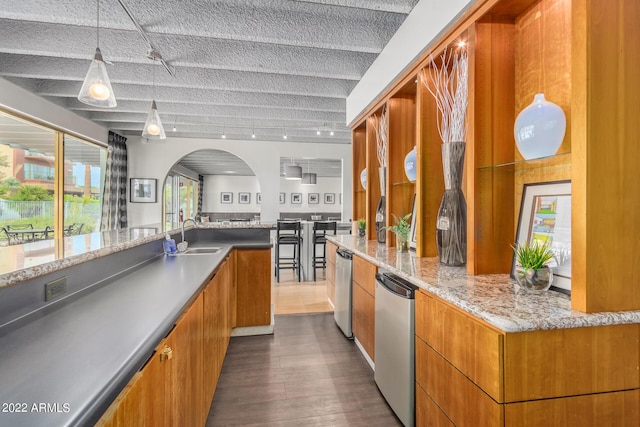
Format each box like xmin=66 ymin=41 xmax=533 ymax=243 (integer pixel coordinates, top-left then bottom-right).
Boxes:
xmin=180 ymin=247 xmax=222 ymax=255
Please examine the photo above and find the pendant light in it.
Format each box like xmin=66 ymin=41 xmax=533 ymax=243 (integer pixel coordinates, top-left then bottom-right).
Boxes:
xmin=285 ymin=158 xmax=302 ymax=180
xmin=142 ymin=59 xmax=166 ymax=139
xmin=301 ymin=160 xmax=317 ymax=185
xmin=78 ymin=0 xmax=117 ymax=108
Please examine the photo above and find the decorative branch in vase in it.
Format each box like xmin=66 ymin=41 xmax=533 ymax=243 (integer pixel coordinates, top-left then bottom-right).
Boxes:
xmin=371 ymin=104 xmax=388 ymax=243
xmin=421 ymin=46 xmax=469 ymax=266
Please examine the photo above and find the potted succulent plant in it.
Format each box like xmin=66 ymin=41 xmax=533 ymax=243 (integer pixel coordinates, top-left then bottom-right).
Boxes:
xmin=384 ymin=213 xmax=412 ymax=252
xmin=512 ymin=241 xmax=554 ymax=290
xmin=358 ymin=218 xmax=366 ymax=237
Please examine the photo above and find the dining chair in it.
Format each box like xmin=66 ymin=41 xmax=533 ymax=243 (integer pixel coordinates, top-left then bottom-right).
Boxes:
xmin=274 ymin=221 xmax=302 ymax=283
xmin=312 ymin=221 xmax=337 ymax=281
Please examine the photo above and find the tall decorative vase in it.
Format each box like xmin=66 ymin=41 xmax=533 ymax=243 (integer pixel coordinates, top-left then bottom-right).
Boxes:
xmin=436 ymin=141 xmax=467 ymax=266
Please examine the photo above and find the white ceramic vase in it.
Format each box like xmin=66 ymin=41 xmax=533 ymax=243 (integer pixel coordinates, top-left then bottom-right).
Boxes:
xmin=514 ymin=93 xmax=566 ymax=160
xmin=404 ymin=146 xmax=417 ymax=182
xmin=360 ymin=168 xmax=367 ymax=190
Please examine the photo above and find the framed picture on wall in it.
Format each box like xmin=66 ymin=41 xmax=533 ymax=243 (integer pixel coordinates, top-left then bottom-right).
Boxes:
xmin=130 ymin=178 xmax=157 ymax=203
xmin=512 ymin=180 xmax=572 ymax=293
xmin=409 ymin=194 xmax=417 ymax=250
xmin=324 ymin=193 xmax=335 ymax=204
xmin=239 ymin=192 xmax=251 ymax=204
xmin=221 ymin=192 xmax=233 ymax=204
xmin=257 ymin=193 xmax=262 ymax=204
xmin=308 ymin=193 xmax=319 ymax=204
xmin=279 ymin=192 xmax=285 ymax=204
xmin=291 ymin=193 xmax=302 ymax=204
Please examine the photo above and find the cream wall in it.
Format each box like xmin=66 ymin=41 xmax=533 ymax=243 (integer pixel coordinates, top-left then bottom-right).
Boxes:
xmin=127 ymin=136 xmax=352 ymax=226
xmin=202 ymin=175 xmax=342 ymax=215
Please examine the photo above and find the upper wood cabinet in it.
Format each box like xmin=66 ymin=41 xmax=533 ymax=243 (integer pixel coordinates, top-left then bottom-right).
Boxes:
xmin=350 ymin=0 xmax=640 ymax=313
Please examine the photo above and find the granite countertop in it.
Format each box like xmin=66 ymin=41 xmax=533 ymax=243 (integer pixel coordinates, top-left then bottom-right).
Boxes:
xmin=327 ymin=235 xmax=640 ymax=333
xmin=0 ymin=223 xmax=273 ymax=288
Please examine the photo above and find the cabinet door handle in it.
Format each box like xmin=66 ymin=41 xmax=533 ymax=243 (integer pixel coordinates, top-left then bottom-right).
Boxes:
xmin=160 ymin=346 xmax=173 ymax=361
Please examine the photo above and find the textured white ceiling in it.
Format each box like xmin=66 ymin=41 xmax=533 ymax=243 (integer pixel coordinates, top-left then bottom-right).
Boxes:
xmin=0 ymin=0 xmax=418 ymax=144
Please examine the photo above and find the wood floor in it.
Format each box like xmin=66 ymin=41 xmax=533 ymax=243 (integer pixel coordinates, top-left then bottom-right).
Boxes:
xmin=206 ymin=313 xmax=402 ymax=426
xmin=271 ymin=267 xmax=333 ymax=315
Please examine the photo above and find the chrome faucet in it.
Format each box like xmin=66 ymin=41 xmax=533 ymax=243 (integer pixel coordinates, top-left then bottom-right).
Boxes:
xmin=181 ymin=218 xmax=197 ymax=242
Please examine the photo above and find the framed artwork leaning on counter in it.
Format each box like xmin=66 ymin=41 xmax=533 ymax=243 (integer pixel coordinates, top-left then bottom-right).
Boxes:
xmin=512 ymin=180 xmax=572 ymax=293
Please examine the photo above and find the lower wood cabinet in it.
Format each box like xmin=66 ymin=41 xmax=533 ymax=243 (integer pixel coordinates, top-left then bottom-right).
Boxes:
xmin=97 ymin=293 xmax=205 ymax=427
xmin=235 ymin=248 xmax=271 ymax=327
xmin=168 ymin=293 xmax=204 ymax=427
xmin=97 ymin=247 xmax=271 ymax=426
xmin=203 ymin=255 xmax=232 ymax=409
xmin=415 ymin=290 xmax=640 ymax=426
xmin=352 ymin=254 xmax=376 ymax=361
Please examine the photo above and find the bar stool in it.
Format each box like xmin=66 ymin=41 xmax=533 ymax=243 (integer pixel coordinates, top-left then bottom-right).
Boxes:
xmin=312 ymin=221 xmax=337 ymax=281
xmin=274 ymin=221 xmax=302 ymax=282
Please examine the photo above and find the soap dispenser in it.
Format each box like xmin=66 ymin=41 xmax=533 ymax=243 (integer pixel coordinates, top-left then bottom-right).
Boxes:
xmin=163 ymin=233 xmax=177 ymax=255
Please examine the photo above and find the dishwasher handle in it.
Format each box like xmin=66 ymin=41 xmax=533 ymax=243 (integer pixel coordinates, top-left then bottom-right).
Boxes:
xmin=336 ymin=248 xmax=353 ymax=260
xmin=375 ymin=273 xmax=419 ymax=299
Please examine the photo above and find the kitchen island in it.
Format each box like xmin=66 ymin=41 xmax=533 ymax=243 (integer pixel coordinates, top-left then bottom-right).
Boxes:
xmin=327 ymin=235 xmax=640 ymax=426
xmin=0 ymin=223 xmax=272 ymax=426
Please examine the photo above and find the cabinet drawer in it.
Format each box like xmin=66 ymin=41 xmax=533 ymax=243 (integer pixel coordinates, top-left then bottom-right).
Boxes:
xmin=504 ymin=323 xmax=640 ymax=402
xmin=326 ymin=241 xmax=337 ymax=266
xmin=416 ymin=291 xmax=504 ymax=401
xmin=504 ymin=389 xmax=640 ymax=427
xmin=416 ymin=338 xmax=503 ymax=427
xmin=353 ymin=254 xmax=376 ymax=295
xmin=416 ymin=382 xmax=454 ymax=427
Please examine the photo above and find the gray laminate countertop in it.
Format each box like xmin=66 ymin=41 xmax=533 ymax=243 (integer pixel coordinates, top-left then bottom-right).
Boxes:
xmin=327 ymin=235 xmax=640 ymax=333
xmin=0 ymin=241 xmax=268 ymax=426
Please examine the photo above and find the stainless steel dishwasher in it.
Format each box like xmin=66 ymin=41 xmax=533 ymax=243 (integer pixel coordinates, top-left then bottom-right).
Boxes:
xmin=374 ymin=272 xmax=419 ymax=427
xmin=334 ymin=248 xmax=354 ymax=338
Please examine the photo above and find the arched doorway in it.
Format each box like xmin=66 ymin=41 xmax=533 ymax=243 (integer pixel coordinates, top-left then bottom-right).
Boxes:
xmin=163 ymin=149 xmax=259 ymax=229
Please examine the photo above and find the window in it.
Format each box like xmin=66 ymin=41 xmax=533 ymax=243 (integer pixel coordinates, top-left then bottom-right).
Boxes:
xmin=0 ymin=110 xmax=106 ymax=246
xmin=163 ymin=173 xmax=198 ymax=231
xmin=63 ymin=135 xmax=107 ymax=235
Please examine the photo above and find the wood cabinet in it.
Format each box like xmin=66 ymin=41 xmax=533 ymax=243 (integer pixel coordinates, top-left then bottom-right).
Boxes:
xmin=97 ymin=346 xmax=166 ymax=427
xmin=167 ymin=293 xmax=204 ymax=427
xmin=351 ymin=0 xmax=640 ymax=312
xmin=235 ymin=248 xmax=271 ymax=327
xmin=203 ymin=255 xmax=233 ymax=409
xmin=326 ymin=241 xmax=337 ymax=305
xmin=98 ymin=245 xmax=275 ymax=426
xmin=351 ymin=255 xmax=376 ymax=361
xmin=415 ymin=290 xmax=640 ymax=426
xmin=97 ymin=294 xmax=204 ymax=427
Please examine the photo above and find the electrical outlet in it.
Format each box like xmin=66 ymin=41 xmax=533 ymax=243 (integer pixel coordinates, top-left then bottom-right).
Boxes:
xmin=45 ymin=277 xmax=67 ymax=302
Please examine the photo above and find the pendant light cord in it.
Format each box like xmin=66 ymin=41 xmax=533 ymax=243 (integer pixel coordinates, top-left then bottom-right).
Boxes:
xmin=96 ymin=0 xmax=100 ymax=48
xmin=152 ymin=58 xmax=156 ymax=101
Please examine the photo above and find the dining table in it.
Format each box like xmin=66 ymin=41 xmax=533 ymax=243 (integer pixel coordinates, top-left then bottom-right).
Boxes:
xmin=5 ymin=227 xmax=52 ymax=243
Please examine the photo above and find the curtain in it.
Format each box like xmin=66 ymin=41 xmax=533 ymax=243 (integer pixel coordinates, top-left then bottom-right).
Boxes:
xmin=100 ymin=131 xmax=128 ymax=230
xmin=197 ymin=174 xmax=204 ymax=217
